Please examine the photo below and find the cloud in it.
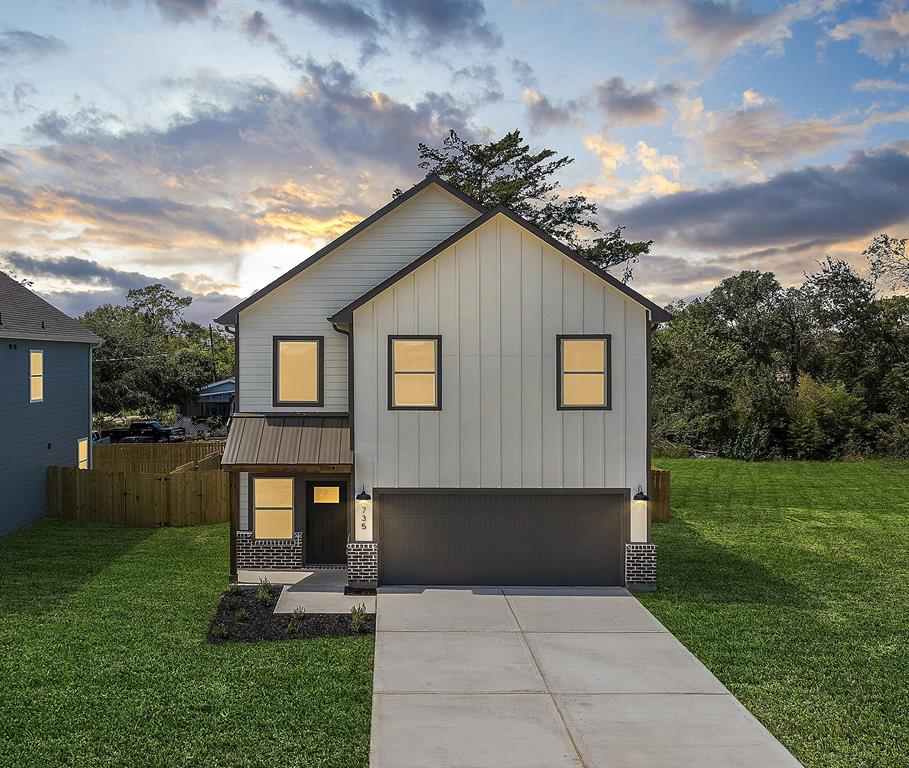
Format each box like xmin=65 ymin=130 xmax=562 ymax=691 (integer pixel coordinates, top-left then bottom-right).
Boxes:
xmin=595 ymin=77 xmax=680 ymax=124
xmin=153 ymin=0 xmax=217 ymax=23
xmin=852 ymin=78 xmax=909 ymax=92
xmin=522 ymin=89 xmax=584 ymax=133
xmin=828 ymin=0 xmax=909 ymax=64
xmin=606 ymin=146 xmax=909 ymax=253
xmin=452 ymin=64 xmax=503 ymax=104
xmin=663 ymin=0 xmax=832 ymax=66
xmin=677 ymin=96 xmax=909 ymax=174
xmin=1 ymin=250 xmax=241 ymax=322
xmin=741 ymin=88 xmax=767 ymax=107
xmin=510 ymin=58 xmax=537 ymax=88
xmin=0 ymin=28 xmax=67 ymax=60
xmin=275 ymin=0 xmax=501 ymax=60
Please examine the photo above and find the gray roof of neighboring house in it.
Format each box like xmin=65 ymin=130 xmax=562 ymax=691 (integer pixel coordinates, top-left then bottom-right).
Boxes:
xmin=0 ymin=271 xmax=102 ymax=344
xmin=221 ymin=413 xmax=353 ymax=468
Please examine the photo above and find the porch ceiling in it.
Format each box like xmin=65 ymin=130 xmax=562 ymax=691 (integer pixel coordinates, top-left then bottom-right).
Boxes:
xmin=221 ymin=412 xmax=352 ymax=471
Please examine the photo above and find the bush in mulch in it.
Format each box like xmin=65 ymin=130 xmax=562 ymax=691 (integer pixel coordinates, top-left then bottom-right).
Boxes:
xmin=207 ymin=581 xmax=376 ymax=644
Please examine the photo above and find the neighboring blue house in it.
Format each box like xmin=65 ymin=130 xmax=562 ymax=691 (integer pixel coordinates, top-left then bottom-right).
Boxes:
xmin=0 ymin=272 xmax=101 ymax=536
xmin=190 ymin=378 xmax=235 ymax=419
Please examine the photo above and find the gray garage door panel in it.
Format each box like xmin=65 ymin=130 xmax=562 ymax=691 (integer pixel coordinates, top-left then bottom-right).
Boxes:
xmin=377 ymin=490 xmax=626 ymax=586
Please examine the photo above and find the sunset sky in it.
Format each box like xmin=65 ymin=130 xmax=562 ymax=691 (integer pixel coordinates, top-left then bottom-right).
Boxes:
xmin=1 ymin=0 xmax=907 ymax=322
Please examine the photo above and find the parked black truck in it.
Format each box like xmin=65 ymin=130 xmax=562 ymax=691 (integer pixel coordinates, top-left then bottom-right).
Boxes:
xmin=101 ymin=420 xmax=186 ymax=443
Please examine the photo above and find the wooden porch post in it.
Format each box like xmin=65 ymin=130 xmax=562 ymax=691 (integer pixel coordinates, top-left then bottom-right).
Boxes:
xmin=229 ymin=470 xmax=239 ymax=583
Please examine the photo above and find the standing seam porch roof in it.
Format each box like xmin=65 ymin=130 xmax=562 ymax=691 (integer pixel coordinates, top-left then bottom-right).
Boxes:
xmin=328 ymin=206 xmax=673 ymax=324
xmin=221 ymin=413 xmax=353 ymax=468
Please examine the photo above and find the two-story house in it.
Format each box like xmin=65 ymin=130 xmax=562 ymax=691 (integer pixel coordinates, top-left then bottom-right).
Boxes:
xmin=0 ymin=271 xmax=101 ymax=536
xmin=216 ymin=175 xmax=670 ymax=589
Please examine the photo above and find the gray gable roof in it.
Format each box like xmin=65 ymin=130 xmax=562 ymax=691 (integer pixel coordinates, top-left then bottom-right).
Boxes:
xmin=0 ymin=271 xmax=102 ymax=344
xmin=329 ymin=206 xmax=673 ymax=324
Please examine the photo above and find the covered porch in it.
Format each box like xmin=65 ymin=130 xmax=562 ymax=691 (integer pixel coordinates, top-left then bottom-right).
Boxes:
xmin=221 ymin=413 xmax=356 ymax=582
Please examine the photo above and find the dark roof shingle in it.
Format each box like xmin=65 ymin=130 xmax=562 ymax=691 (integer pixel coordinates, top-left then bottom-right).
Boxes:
xmin=0 ymin=271 xmax=102 ymax=344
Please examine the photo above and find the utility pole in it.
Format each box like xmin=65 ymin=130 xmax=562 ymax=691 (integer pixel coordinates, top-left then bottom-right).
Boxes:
xmin=208 ymin=324 xmax=217 ymax=381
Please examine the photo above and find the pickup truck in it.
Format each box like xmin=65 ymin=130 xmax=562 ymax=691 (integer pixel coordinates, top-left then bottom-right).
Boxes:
xmin=101 ymin=420 xmax=186 ymax=444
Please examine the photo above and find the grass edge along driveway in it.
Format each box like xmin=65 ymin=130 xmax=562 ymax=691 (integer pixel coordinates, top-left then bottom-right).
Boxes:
xmin=639 ymin=458 xmax=909 ymax=768
xmin=0 ymin=521 xmax=374 ymax=768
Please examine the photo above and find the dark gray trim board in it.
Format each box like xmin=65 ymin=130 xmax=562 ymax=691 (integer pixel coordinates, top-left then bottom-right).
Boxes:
xmin=215 ymin=175 xmax=486 ymax=325
xmin=330 ymin=206 xmax=673 ymax=324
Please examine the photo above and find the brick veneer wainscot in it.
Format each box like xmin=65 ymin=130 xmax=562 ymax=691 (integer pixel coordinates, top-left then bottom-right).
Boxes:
xmin=347 ymin=541 xmax=378 ymax=588
xmin=625 ymin=542 xmax=657 ymax=591
xmin=236 ymin=531 xmax=303 ymax=569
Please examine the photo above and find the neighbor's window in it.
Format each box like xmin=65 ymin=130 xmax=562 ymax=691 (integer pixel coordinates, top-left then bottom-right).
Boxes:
xmin=77 ymin=437 xmax=89 ymax=470
xmin=389 ymin=336 xmax=441 ymax=409
xmin=29 ymin=350 xmax=44 ymax=403
xmin=557 ymin=335 xmax=611 ymax=409
xmin=253 ymin=477 xmax=294 ymax=539
xmin=274 ymin=337 xmax=322 ymax=406
xmin=313 ymin=485 xmax=340 ymax=504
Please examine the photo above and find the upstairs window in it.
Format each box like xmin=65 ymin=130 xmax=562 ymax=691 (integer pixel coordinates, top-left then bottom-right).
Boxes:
xmin=557 ymin=335 xmax=611 ymax=410
xmin=273 ymin=337 xmax=323 ymax=406
xmin=77 ymin=438 xmax=89 ymax=470
xmin=29 ymin=350 xmax=44 ymax=403
xmin=252 ymin=477 xmax=294 ymax=539
xmin=389 ymin=336 xmax=441 ymax=410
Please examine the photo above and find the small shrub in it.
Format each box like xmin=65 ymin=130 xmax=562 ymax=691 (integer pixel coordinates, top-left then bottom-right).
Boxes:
xmin=349 ymin=603 xmax=368 ymax=634
xmin=234 ymin=608 xmax=248 ymax=622
xmin=212 ymin=622 xmax=229 ymax=639
xmin=226 ymin=596 xmax=238 ymax=610
xmin=255 ymin=577 xmax=273 ymax=605
xmin=285 ymin=607 xmax=305 ymax=637
xmin=227 ymin=585 xmax=242 ymax=597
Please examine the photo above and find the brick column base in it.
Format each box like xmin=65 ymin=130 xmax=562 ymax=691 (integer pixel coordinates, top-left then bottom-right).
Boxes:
xmin=236 ymin=531 xmax=303 ymax=570
xmin=625 ymin=542 xmax=657 ymax=591
xmin=347 ymin=542 xmax=378 ymax=588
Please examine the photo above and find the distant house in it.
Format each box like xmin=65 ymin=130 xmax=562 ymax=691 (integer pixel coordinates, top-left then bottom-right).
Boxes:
xmin=0 ymin=272 xmax=101 ymax=536
xmin=185 ymin=378 xmax=235 ymax=419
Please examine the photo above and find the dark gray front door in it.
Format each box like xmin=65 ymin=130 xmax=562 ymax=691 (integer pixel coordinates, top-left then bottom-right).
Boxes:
xmin=306 ymin=481 xmax=348 ymax=564
xmin=376 ymin=490 xmax=627 ymax=586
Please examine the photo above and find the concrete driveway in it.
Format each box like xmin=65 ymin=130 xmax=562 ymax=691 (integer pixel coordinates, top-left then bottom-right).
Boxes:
xmin=370 ymin=587 xmax=802 ymax=768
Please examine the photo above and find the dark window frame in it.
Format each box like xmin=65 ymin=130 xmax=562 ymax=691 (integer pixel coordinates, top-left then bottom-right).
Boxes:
xmin=387 ymin=335 xmax=442 ymax=411
xmin=556 ymin=333 xmax=612 ymax=411
xmin=272 ymin=335 xmax=324 ymax=407
xmin=249 ymin=474 xmax=300 ymax=540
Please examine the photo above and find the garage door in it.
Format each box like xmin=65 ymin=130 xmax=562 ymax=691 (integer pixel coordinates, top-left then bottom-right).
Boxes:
xmin=376 ymin=489 xmax=627 ymax=586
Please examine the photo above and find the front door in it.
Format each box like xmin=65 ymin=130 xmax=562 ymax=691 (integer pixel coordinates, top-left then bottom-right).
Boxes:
xmin=305 ymin=481 xmax=348 ymax=564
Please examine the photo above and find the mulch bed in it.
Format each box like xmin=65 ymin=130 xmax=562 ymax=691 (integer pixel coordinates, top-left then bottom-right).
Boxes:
xmin=207 ymin=584 xmax=375 ymax=644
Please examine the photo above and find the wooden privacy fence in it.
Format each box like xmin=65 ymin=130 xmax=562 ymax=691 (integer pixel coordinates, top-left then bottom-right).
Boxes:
xmin=650 ymin=467 xmax=671 ymax=523
xmin=92 ymin=440 xmax=226 ymax=474
xmin=48 ymin=462 xmax=228 ymax=528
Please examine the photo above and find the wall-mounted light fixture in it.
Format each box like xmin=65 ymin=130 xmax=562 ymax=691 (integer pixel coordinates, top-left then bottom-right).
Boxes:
xmin=631 ymin=485 xmax=649 ymax=542
xmin=355 ymin=487 xmax=373 ymax=541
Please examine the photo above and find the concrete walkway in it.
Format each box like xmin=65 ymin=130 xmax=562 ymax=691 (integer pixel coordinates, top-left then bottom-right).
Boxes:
xmin=370 ymin=587 xmax=802 ymax=768
xmin=237 ymin=569 xmax=376 ymax=614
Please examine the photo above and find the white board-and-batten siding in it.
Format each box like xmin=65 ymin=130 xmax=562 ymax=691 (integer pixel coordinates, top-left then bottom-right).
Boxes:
xmin=236 ymin=185 xmax=480 ymax=529
xmin=353 ymin=214 xmax=649 ymax=496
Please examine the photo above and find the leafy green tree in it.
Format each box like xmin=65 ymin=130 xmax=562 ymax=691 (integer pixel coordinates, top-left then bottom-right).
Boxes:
xmin=408 ymin=130 xmax=652 ymax=280
xmin=864 ymin=233 xmax=908 ymax=290
xmin=80 ymin=284 xmax=234 ymax=419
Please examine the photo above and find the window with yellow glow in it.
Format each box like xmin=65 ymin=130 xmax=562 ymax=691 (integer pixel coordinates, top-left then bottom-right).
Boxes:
xmin=253 ymin=477 xmax=294 ymax=539
xmin=77 ymin=438 xmax=89 ymax=470
xmin=29 ymin=350 xmax=44 ymax=402
xmin=274 ymin=337 xmax=322 ymax=405
xmin=389 ymin=336 xmax=440 ymax=409
xmin=558 ymin=336 xmax=610 ymax=409
xmin=313 ymin=485 xmax=340 ymax=504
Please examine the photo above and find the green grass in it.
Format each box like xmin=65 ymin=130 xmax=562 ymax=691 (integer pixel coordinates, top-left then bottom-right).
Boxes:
xmin=0 ymin=521 xmax=373 ymax=768
xmin=640 ymin=459 xmax=909 ymax=768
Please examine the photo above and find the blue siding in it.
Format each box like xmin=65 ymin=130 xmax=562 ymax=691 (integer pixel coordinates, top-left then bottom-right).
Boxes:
xmin=0 ymin=339 xmax=92 ymax=535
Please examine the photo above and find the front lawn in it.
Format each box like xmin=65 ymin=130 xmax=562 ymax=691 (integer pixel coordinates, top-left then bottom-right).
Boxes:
xmin=640 ymin=459 xmax=909 ymax=768
xmin=0 ymin=521 xmax=373 ymax=768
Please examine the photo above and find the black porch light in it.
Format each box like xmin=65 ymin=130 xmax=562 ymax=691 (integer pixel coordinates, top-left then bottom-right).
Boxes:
xmin=356 ymin=487 xmax=371 ymax=501
xmin=631 ymin=484 xmax=649 ymax=542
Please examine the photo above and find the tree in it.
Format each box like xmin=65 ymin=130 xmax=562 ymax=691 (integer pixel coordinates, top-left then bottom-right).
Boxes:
xmin=864 ymin=233 xmax=908 ymax=290
xmin=80 ymin=284 xmax=234 ymax=418
xmin=408 ymin=130 xmax=652 ymax=280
